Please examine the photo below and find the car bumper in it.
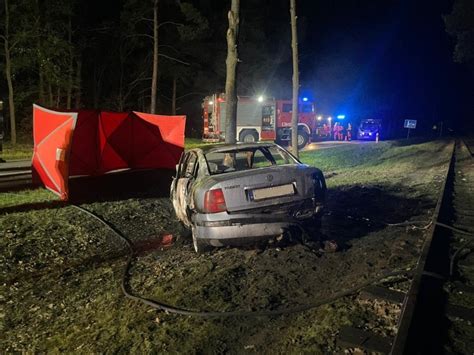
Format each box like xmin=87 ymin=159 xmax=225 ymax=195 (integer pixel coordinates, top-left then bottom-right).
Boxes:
xmin=192 ymin=200 xmax=324 ymax=246
xmin=193 ymin=222 xmax=290 ymax=246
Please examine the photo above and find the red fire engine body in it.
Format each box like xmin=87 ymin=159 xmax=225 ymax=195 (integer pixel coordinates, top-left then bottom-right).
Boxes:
xmin=202 ymin=93 xmax=318 ymax=148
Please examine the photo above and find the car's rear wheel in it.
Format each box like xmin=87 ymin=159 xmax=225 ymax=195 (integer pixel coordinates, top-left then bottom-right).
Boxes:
xmin=191 ymin=226 xmax=212 ymax=254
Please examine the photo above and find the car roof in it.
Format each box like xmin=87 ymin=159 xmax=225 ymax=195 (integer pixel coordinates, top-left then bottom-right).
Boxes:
xmin=196 ymin=142 xmax=278 ymax=154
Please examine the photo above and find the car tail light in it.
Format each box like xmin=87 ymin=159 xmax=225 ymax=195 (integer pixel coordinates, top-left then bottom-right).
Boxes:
xmin=203 ymin=189 xmax=227 ymax=213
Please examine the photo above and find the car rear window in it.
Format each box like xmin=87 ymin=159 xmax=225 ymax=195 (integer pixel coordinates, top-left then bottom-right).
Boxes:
xmin=205 ymin=146 xmax=298 ymax=175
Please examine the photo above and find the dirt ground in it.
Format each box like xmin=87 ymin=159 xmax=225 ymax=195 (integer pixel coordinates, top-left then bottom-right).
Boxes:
xmin=1 ymin=139 xmax=454 ymax=353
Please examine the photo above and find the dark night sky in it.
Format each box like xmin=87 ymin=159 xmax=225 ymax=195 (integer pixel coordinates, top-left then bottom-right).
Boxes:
xmin=53 ymin=0 xmax=474 ymax=131
xmin=191 ymin=0 xmax=472 ymax=133
xmin=298 ymin=0 xmax=472 ymax=131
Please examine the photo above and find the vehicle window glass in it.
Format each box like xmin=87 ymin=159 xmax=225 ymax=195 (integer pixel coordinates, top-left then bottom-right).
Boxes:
xmin=269 ymin=146 xmax=293 ymax=165
xmin=361 ymin=123 xmax=378 ymax=130
xmin=205 ymin=146 xmax=298 ymax=175
xmin=252 ymin=149 xmax=273 ymax=168
xmin=282 ymin=103 xmax=292 ymax=113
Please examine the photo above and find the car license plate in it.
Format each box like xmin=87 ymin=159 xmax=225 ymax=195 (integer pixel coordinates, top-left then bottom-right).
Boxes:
xmin=251 ymin=184 xmax=295 ymax=201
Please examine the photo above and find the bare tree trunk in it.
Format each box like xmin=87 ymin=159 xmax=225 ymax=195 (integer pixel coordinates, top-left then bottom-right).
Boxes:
xmin=75 ymin=55 xmax=82 ymax=108
xmin=4 ymin=0 xmax=16 ymax=144
xmin=290 ymin=0 xmax=299 ymax=157
xmin=35 ymin=0 xmax=45 ymax=105
xmin=66 ymin=16 xmax=73 ymax=109
xmin=93 ymin=64 xmax=104 ymax=109
xmin=171 ymin=76 xmax=176 ymax=115
xmin=224 ymin=0 xmax=240 ymax=144
xmin=118 ymin=49 xmax=125 ymax=112
xmin=56 ymin=87 xmax=61 ymax=108
xmin=39 ymin=69 xmax=45 ymax=104
xmin=150 ymin=0 xmax=159 ymax=114
xmin=48 ymin=81 xmax=53 ymax=107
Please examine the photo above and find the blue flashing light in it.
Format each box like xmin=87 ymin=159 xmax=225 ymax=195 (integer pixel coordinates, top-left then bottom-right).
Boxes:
xmin=302 ymin=97 xmax=308 ymax=102
xmin=337 ymin=114 xmax=346 ymax=119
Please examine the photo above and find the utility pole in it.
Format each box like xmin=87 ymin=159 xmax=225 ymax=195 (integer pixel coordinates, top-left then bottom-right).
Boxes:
xmin=290 ymin=0 xmax=299 ymax=157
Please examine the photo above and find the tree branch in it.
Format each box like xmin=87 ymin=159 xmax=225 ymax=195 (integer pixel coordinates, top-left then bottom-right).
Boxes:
xmin=158 ymin=21 xmax=184 ymax=28
xmin=158 ymin=44 xmax=180 ymax=53
xmin=158 ymin=53 xmax=190 ymax=65
xmin=177 ymin=91 xmax=209 ymax=100
xmin=126 ymin=33 xmax=154 ymax=40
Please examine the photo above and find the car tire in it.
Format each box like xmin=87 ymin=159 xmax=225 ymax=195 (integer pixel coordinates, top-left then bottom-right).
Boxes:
xmin=191 ymin=226 xmax=212 ymax=254
xmin=297 ymin=130 xmax=309 ymax=149
xmin=240 ymin=130 xmax=259 ymax=143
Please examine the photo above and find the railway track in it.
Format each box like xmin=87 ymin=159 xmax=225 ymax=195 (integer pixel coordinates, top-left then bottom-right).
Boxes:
xmin=336 ymin=138 xmax=474 ymax=354
xmin=0 ymin=161 xmax=32 ymax=191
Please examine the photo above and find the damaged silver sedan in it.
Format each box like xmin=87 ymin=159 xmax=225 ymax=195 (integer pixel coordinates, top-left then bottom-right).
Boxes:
xmin=170 ymin=142 xmax=326 ymax=253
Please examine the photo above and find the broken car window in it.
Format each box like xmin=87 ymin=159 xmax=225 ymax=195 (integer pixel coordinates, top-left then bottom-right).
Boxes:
xmin=205 ymin=146 xmax=298 ymax=175
xmin=182 ymin=153 xmax=198 ymax=178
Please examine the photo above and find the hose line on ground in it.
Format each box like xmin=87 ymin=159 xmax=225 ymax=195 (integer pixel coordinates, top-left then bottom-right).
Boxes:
xmin=72 ymin=203 xmax=413 ymax=318
xmin=436 ymin=222 xmax=473 ymax=236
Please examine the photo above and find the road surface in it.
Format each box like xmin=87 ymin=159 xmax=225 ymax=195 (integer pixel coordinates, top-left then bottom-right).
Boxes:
xmin=302 ymin=140 xmax=376 ymax=151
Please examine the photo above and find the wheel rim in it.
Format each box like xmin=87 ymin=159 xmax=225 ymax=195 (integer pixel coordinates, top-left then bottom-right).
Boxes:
xmin=243 ymin=134 xmax=256 ymax=143
xmin=298 ymin=134 xmax=305 ymax=146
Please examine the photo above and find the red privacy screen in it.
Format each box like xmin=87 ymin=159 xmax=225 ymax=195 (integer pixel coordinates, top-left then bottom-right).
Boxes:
xmin=32 ymin=105 xmax=186 ymax=200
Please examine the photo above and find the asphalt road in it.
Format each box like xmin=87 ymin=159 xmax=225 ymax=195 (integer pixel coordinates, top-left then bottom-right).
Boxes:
xmin=303 ymin=139 xmax=376 ymax=151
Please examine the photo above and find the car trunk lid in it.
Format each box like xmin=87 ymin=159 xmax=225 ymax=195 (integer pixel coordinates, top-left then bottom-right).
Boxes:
xmin=208 ymin=165 xmax=314 ymax=212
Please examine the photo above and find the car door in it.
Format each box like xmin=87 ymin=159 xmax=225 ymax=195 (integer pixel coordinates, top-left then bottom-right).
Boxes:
xmin=171 ymin=151 xmax=198 ymax=227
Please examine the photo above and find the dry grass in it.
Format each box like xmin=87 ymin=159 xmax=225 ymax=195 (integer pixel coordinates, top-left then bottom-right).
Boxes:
xmin=1 ymin=138 xmax=453 ymax=352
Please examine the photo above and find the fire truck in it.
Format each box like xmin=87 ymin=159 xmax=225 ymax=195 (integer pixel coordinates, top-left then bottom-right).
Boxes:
xmin=202 ymin=93 xmax=318 ymax=148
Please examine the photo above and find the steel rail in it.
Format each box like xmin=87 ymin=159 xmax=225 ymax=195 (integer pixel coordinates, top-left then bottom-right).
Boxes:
xmin=391 ymin=139 xmax=457 ymax=354
xmin=0 ymin=172 xmax=33 ymax=190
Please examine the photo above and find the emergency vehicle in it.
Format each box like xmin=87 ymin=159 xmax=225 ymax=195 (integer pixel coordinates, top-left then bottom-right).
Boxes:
xmin=357 ymin=119 xmax=382 ymax=140
xmin=202 ymin=93 xmax=318 ymax=148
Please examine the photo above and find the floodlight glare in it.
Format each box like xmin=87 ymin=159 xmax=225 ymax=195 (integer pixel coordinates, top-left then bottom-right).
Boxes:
xmin=337 ymin=115 xmax=345 ymax=119
xmin=302 ymin=97 xmax=308 ymax=102
xmin=317 ymin=116 xmax=322 ymax=121
xmin=328 ymin=116 xmax=332 ymax=121
xmin=209 ymin=100 xmax=214 ymax=105
xmin=257 ymin=95 xmax=264 ymax=102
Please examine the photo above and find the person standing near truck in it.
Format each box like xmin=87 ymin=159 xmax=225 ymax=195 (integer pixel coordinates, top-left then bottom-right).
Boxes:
xmin=333 ymin=122 xmax=339 ymax=140
xmin=347 ymin=123 xmax=352 ymax=141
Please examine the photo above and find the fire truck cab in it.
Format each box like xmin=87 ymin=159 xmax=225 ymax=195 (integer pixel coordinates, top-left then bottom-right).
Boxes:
xmin=203 ymin=94 xmax=276 ymax=143
xmin=202 ymin=93 xmax=318 ymax=149
xmin=275 ymin=100 xmax=316 ymax=148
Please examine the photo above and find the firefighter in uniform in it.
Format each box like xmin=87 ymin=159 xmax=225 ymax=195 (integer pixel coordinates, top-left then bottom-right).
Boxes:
xmin=347 ymin=123 xmax=352 ymax=141
xmin=333 ymin=122 xmax=339 ymax=141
